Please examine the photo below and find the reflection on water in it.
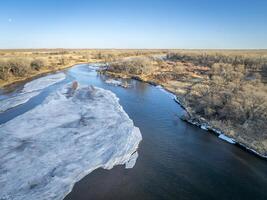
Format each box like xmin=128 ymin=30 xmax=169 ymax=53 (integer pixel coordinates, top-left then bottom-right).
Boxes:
xmin=1 ymin=64 xmax=267 ymax=200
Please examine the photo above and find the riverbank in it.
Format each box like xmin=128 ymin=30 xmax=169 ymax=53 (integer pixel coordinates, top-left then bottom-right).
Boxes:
xmin=102 ymin=53 xmax=267 ymax=160
xmin=0 ymin=49 xmax=166 ymax=89
xmin=0 ymin=62 xmax=90 ymax=88
xmin=1 ymin=49 xmax=266 ymax=159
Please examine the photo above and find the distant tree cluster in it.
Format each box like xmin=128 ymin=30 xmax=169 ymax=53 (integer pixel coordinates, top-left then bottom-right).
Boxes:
xmin=167 ymin=52 xmax=267 ymax=73
xmin=108 ymin=57 xmax=155 ymax=75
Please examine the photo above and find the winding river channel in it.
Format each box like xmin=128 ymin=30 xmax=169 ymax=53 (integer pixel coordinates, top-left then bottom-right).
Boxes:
xmin=1 ymin=64 xmax=267 ymax=200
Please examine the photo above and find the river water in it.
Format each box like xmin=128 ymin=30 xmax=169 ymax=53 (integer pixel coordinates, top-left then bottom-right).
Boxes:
xmin=1 ymin=64 xmax=267 ymax=200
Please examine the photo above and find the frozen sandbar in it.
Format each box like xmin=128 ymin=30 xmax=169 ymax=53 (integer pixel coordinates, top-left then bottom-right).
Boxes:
xmin=0 ymin=83 xmax=142 ymax=200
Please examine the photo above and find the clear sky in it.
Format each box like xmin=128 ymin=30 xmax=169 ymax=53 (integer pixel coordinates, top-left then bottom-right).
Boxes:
xmin=1 ymin=0 xmax=267 ymax=49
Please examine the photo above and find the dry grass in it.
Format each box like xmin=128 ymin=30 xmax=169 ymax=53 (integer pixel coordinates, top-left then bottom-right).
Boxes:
xmin=0 ymin=49 xmax=165 ymax=87
xmin=104 ymin=50 xmax=267 ymax=156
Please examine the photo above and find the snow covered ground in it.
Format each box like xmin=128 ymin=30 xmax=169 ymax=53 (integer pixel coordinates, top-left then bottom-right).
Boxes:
xmin=0 ymin=83 xmax=142 ymax=200
xmin=0 ymin=73 xmax=65 ymax=112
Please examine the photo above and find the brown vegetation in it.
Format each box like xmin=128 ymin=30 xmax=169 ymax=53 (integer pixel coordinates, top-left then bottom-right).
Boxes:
xmin=0 ymin=49 xmax=165 ymax=87
xmin=104 ymin=50 xmax=267 ymax=156
xmin=109 ymin=57 xmax=155 ymax=75
xmin=1 ymin=49 xmax=266 ymax=156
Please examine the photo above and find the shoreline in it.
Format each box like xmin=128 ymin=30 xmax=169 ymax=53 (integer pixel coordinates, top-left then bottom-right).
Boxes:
xmin=1 ymin=62 xmax=266 ymax=160
xmin=103 ymin=70 xmax=267 ymax=160
xmin=0 ymin=54 xmax=161 ymax=89
xmin=0 ymin=62 xmax=91 ymax=89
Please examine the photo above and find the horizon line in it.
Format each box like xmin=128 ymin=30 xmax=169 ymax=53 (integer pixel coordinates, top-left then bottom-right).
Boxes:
xmin=1 ymin=48 xmax=267 ymax=51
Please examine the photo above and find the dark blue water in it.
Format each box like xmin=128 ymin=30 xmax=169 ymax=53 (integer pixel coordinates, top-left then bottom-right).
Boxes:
xmin=1 ymin=64 xmax=267 ymax=200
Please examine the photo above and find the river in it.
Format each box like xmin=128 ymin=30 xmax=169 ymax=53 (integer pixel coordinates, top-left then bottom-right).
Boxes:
xmin=1 ymin=64 xmax=267 ymax=200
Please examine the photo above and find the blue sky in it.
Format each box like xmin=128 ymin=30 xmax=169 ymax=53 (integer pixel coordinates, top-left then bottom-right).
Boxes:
xmin=1 ymin=0 xmax=267 ymax=49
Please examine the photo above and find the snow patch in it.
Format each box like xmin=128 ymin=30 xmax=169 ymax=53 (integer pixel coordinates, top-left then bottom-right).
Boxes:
xmin=106 ymin=79 xmax=122 ymax=86
xmin=0 ymin=83 xmax=142 ymax=200
xmin=105 ymin=79 xmax=130 ymax=88
xmin=218 ymin=134 xmax=236 ymax=144
xmin=88 ymin=63 xmax=107 ymax=71
xmin=200 ymin=125 xmax=209 ymax=131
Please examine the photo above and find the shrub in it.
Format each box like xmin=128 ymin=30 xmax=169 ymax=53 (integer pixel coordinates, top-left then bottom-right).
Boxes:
xmin=0 ymin=61 xmax=9 ymax=80
xmin=59 ymin=57 xmax=67 ymax=65
xmin=0 ymin=58 xmax=32 ymax=80
xmin=108 ymin=57 xmax=154 ymax=75
xmin=6 ymin=58 xmax=31 ymax=77
xmin=31 ymin=59 xmax=46 ymax=71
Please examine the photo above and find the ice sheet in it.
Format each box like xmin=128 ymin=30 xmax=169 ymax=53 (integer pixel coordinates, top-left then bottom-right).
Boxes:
xmin=0 ymin=73 xmax=65 ymax=112
xmin=0 ymin=91 xmax=40 ymax=112
xmin=125 ymin=151 xmax=139 ymax=169
xmin=0 ymin=83 xmax=142 ymax=200
xmin=22 ymin=73 xmax=66 ymax=93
